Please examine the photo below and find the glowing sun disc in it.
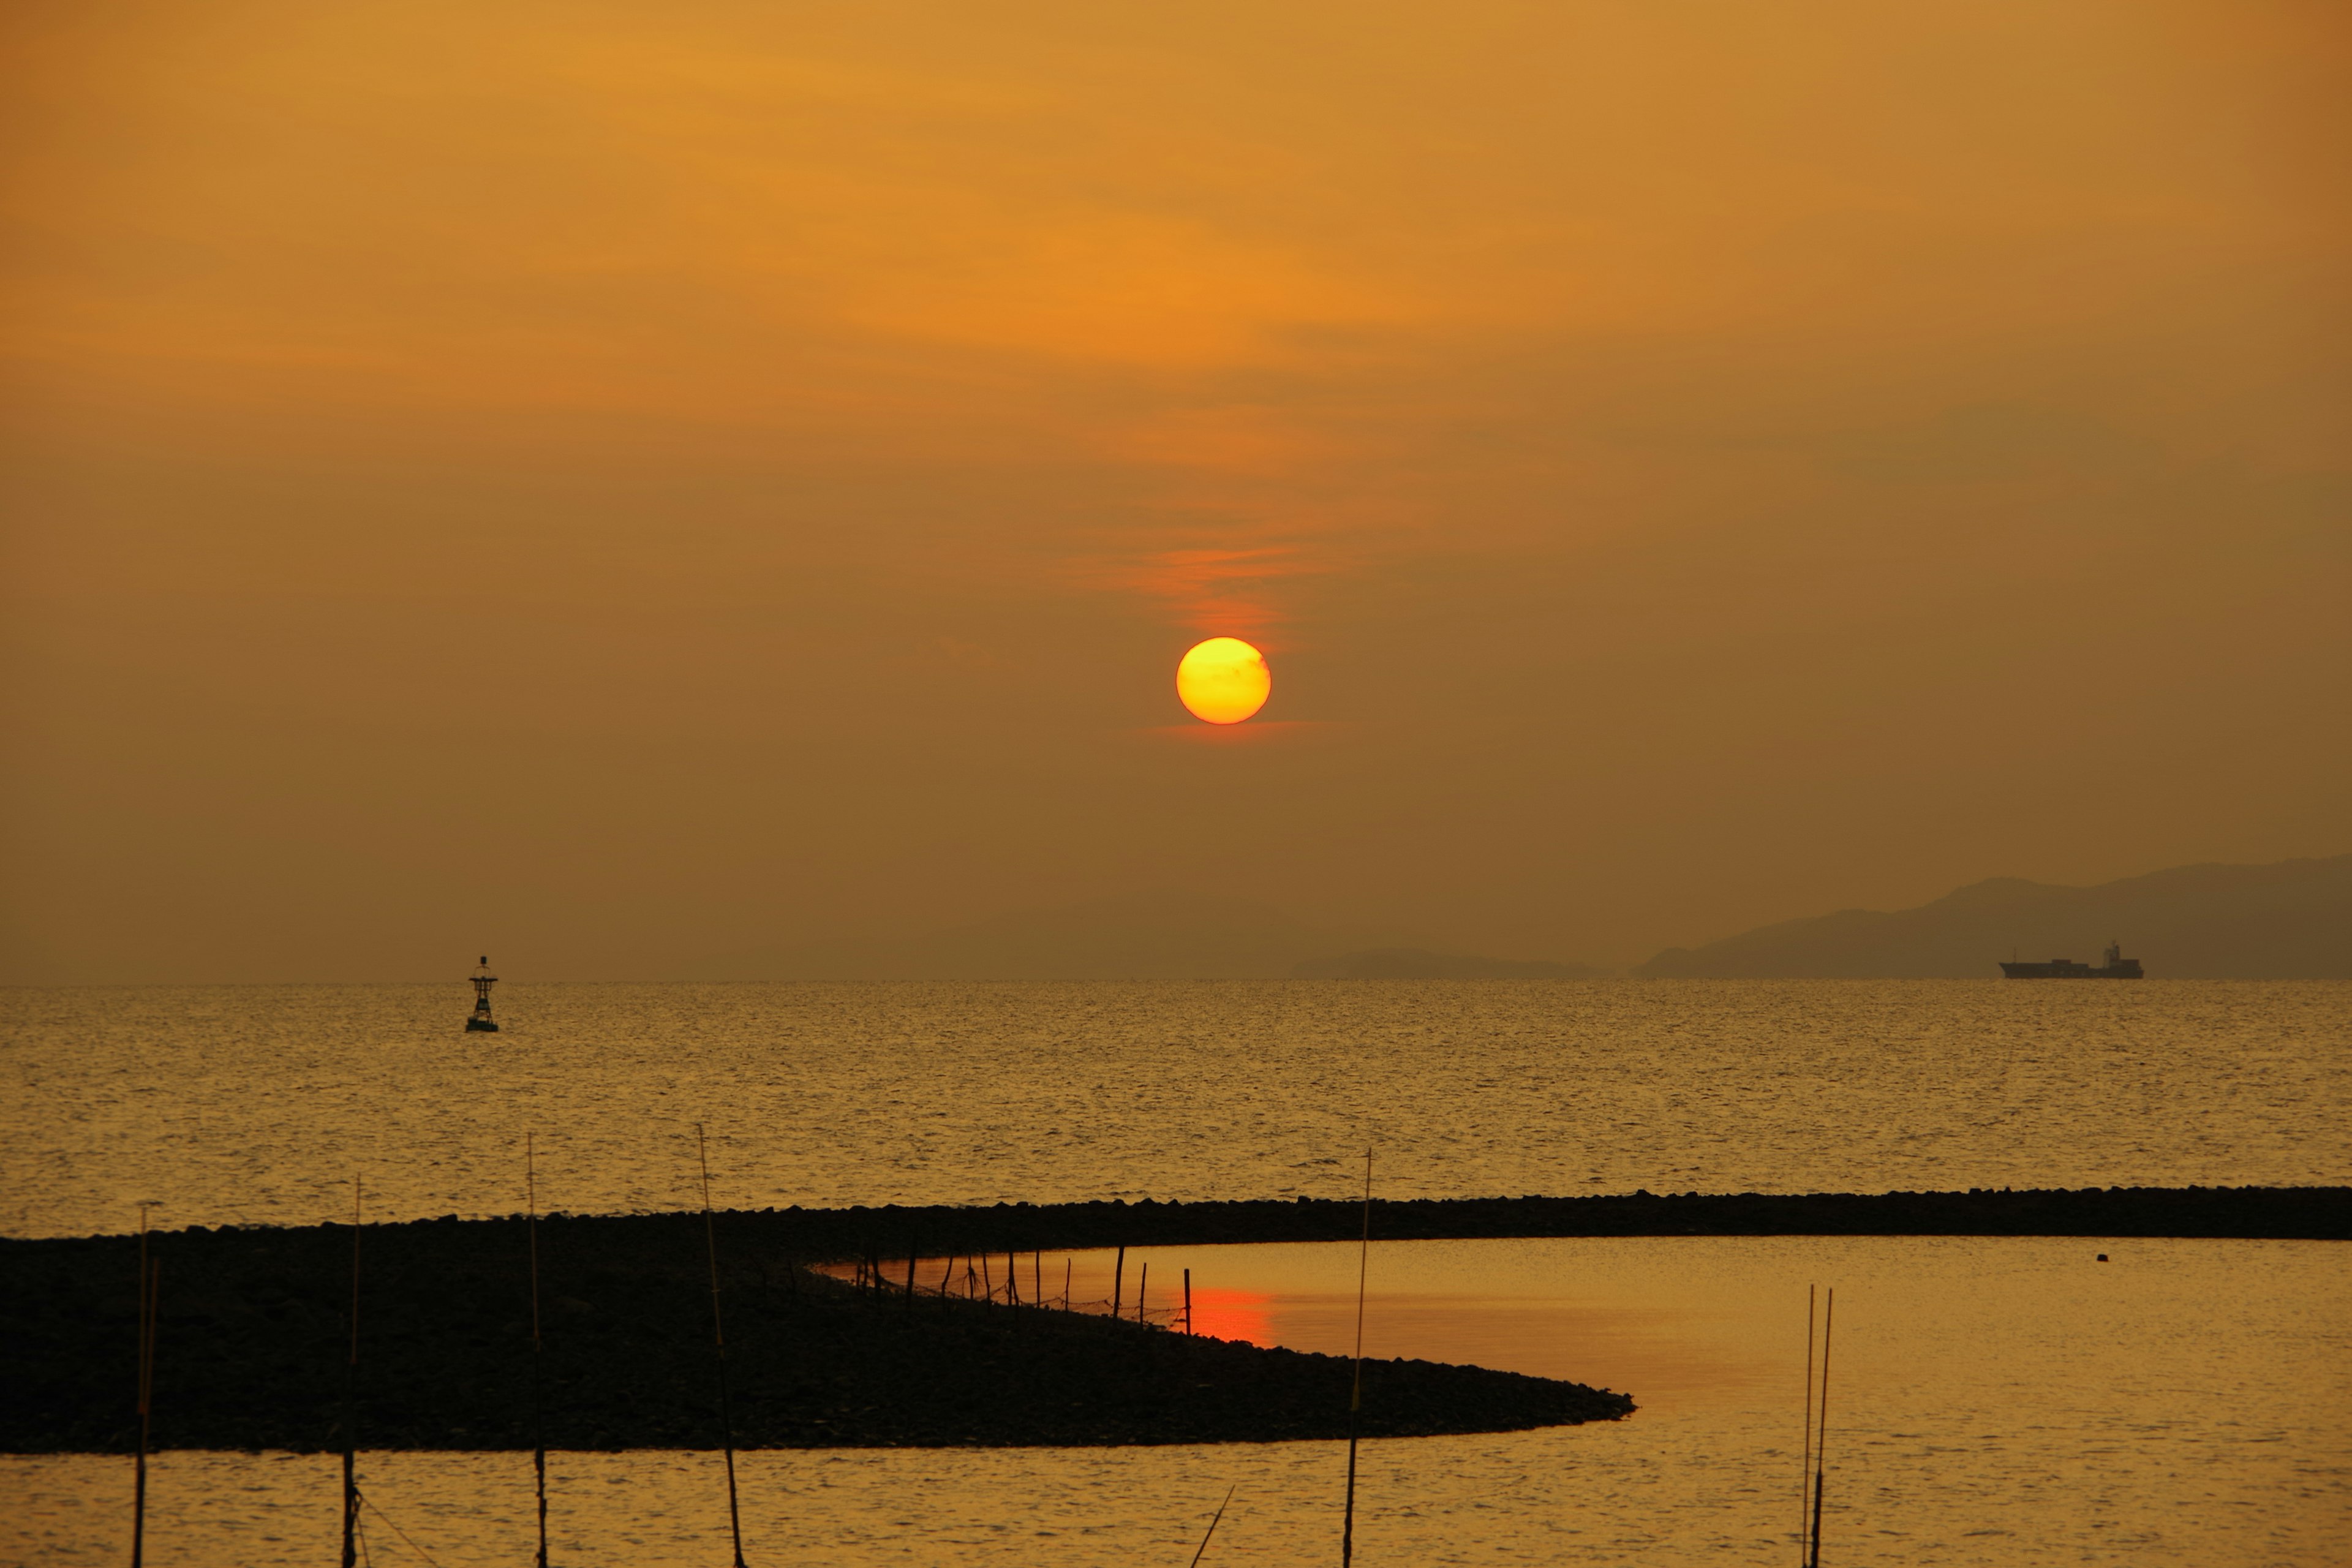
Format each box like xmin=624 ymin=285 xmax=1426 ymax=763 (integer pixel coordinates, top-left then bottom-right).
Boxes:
xmin=1177 ymin=637 xmax=1271 ymax=724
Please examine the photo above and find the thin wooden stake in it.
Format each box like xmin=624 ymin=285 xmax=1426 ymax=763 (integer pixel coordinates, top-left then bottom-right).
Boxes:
xmin=1112 ymin=1246 xmax=1125 ymax=1320
xmin=1185 ymin=1268 xmax=1193 ymax=1336
xmin=1189 ymin=1484 xmax=1237 ymax=1567
xmin=695 ymin=1125 xmax=749 ymax=1568
xmin=1808 ymin=1287 xmax=1835 ymax=1568
xmin=527 ymin=1134 xmax=549 ymax=1568
xmin=1063 ymin=1257 xmax=1071 ymax=1312
xmin=342 ymin=1176 xmax=361 ymax=1568
xmin=905 ymin=1245 xmax=918 ymax=1312
xmin=1800 ymin=1283 xmax=1815 ymax=1560
xmin=1138 ymin=1262 xmax=1149 ymax=1325
xmin=1341 ymin=1150 xmax=1372 ymax=1567
xmin=131 ymin=1204 xmax=156 ymax=1568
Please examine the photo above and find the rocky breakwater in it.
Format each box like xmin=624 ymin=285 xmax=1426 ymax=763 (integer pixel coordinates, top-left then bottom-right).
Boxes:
xmin=1 ymin=1212 xmax=1633 ymax=1453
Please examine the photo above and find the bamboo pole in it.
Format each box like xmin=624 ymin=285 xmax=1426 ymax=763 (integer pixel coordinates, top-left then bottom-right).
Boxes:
xmin=1137 ymin=1262 xmax=1148 ymax=1325
xmin=1341 ymin=1150 xmax=1371 ymax=1567
xmin=695 ymin=1125 xmax=749 ymax=1568
xmin=130 ymin=1204 xmax=156 ymax=1568
xmin=1184 ymin=1268 xmax=1193 ymax=1336
xmin=342 ymin=1177 xmax=361 ymax=1568
xmin=1800 ymin=1283 xmax=1815 ymax=1561
xmin=1112 ymin=1246 xmax=1125 ymax=1320
xmin=1188 ymin=1485 xmax=1236 ymax=1567
xmin=1063 ymin=1257 xmax=1071 ymax=1313
xmin=1808 ymin=1288 xmax=1835 ymax=1568
xmin=527 ymin=1134 xmax=549 ymax=1568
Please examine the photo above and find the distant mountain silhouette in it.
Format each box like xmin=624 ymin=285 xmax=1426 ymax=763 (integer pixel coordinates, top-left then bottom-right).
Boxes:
xmin=699 ymin=891 xmax=1410 ymax=980
xmin=1635 ymin=855 xmax=2352 ymax=979
xmin=1292 ymin=948 xmax=1611 ymax=979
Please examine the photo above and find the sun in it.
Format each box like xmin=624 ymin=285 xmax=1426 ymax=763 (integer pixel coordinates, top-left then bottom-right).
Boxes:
xmin=1176 ymin=637 xmax=1272 ymax=725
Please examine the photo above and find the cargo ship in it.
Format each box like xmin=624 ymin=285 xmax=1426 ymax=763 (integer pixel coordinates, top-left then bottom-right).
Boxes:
xmin=2000 ymin=940 xmax=2143 ymax=979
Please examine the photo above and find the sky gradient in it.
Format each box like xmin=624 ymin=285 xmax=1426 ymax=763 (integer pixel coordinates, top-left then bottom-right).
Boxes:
xmin=4 ymin=1 xmax=2346 ymax=980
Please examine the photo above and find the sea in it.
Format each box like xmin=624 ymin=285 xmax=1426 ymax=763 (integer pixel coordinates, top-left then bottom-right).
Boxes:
xmin=3 ymin=980 xmax=2347 ymax=1564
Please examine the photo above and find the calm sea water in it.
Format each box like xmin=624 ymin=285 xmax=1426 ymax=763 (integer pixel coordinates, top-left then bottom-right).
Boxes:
xmin=3 ymin=981 xmax=2346 ymax=1238
xmin=5 ymin=1236 xmax=2345 ymax=1564
xmin=4 ymin=981 xmax=2346 ymax=1564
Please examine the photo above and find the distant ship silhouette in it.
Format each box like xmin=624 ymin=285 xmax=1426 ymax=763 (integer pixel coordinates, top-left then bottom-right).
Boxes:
xmin=2000 ymin=940 xmax=2143 ymax=979
xmin=466 ymin=956 xmax=500 ymax=1031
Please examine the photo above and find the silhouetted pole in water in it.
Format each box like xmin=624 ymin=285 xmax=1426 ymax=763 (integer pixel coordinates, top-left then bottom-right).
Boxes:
xmin=1800 ymin=1283 xmax=1815 ymax=1560
xmin=905 ymin=1246 xmax=917 ymax=1312
xmin=1063 ymin=1257 xmax=1071 ymax=1312
xmin=695 ymin=1125 xmax=749 ymax=1568
xmin=1112 ymin=1246 xmax=1125 ymax=1320
xmin=1189 ymin=1485 xmax=1235 ymax=1567
xmin=342 ymin=1177 xmax=361 ymax=1568
xmin=1341 ymin=1150 xmax=1372 ymax=1567
xmin=1137 ymin=1262 xmax=1148 ymax=1324
xmin=130 ymin=1204 xmax=158 ymax=1568
xmin=1184 ymin=1268 xmax=1193 ymax=1336
xmin=527 ymin=1134 xmax=549 ymax=1568
xmin=1808 ymin=1288 xmax=1836 ymax=1568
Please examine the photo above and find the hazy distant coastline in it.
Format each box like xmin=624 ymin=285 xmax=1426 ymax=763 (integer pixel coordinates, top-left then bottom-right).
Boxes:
xmin=1637 ymin=855 xmax=2352 ymax=979
xmin=1291 ymin=948 xmax=1611 ymax=979
xmin=692 ymin=856 xmax=2348 ymax=982
xmin=696 ymin=890 xmax=1397 ymax=981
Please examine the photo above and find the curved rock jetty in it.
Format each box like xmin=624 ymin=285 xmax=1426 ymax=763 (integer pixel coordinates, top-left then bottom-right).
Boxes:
xmin=817 ymin=1183 xmax=2347 ymax=1254
xmin=9 ymin=1185 xmax=2336 ymax=1453
xmin=1 ymin=1214 xmax=1630 ymax=1453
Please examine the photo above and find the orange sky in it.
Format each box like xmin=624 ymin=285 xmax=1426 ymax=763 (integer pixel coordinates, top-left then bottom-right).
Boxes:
xmin=4 ymin=1 xmax=2346 ymax=979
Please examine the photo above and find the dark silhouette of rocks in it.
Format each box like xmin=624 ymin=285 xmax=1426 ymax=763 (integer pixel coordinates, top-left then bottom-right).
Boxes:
xmin=671 ymin=1185 xmax=2343 ymax=1256
xmin=11 ymin=1185 xmax=2335 ymax=1453
xmin=1 ymin=1213 xmax=1627 ymax=1455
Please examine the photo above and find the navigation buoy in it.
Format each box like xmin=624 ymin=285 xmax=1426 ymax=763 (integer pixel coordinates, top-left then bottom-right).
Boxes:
xmin=466 ymin=956 xmax=500 ymax=1033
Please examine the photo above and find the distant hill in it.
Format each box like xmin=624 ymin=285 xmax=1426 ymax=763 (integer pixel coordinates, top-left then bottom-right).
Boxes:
xmin=1635 ymin=855 xmax=2352 ymax=979
xmin=698 ymin=891 xmax=1408 ymax=981
xmin=1293 ymin=948 xmax=1611 ymax=979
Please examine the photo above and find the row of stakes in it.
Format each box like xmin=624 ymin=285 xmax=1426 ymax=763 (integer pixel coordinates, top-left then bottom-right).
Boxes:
xmin=119 ymin=1142 xmax=1838 ymax=1566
